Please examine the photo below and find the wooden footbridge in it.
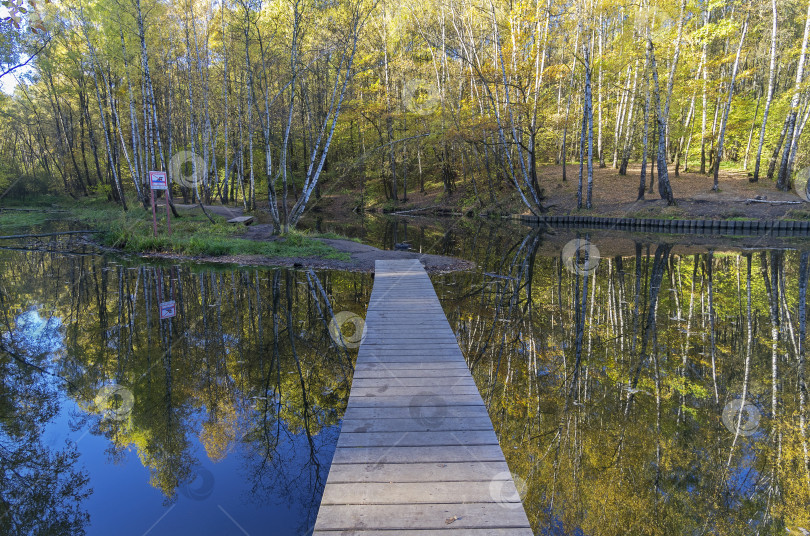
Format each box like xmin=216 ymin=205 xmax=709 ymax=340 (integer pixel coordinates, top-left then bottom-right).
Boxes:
xmin=313 ymin=260 xmax=532 ymax=534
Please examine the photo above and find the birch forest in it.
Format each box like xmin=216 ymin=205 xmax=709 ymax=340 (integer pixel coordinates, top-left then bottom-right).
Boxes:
xmin=2 ymin=0 xmax=810 ymax=227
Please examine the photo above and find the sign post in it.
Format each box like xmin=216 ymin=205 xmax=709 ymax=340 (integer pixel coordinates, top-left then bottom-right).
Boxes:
xmin=148 ymin=171 xmax=170 ymax=237
xmin=159 ymin=300 xmax=177 ymax=319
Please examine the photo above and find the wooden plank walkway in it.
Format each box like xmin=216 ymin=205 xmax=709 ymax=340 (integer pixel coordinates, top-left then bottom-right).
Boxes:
xmin=313 ymin=259 xmax=532 ymax=535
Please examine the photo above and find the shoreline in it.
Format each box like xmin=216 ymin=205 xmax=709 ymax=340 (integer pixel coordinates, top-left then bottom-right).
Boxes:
xmin=91 ymin=235 xmax=476 ymax=273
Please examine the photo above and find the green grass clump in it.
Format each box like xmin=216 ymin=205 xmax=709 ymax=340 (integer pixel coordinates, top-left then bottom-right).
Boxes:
xmin=787 ymin=209 xmax=810 ymax=220
xmin=63 ymin=198 xmax=349 ymax=260
xmin=625 ymin=206 xmax=685 ymax=220
xmin=301 ymin=230 xmax=362 ymax=243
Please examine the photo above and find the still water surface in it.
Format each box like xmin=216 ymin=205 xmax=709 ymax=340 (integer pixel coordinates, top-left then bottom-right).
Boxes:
xmin=2 ymin=216 xmax=810 ymax=535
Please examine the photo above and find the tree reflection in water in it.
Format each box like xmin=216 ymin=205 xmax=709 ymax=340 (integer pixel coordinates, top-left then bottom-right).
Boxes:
xmin=1 ymin=305 xmax=91 ymax=535
xmin=0 ymin=247 xmax=369 ymax=535
xmin=3 ymin=225 xmax=810 ymax=535
xmin=436 ymin=230 xmax=810 ymax=535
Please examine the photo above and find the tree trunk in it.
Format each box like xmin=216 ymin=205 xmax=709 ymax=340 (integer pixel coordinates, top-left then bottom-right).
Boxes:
xmin=639 ymin=47 xmax=650 ymax=200
xmin=753 ymin=0 xmax=778 ymax=182
xmin=619 ymin=60 xmax=640 ymax=176
xmin=743 ymin=88 xmax=761 ymax=171
xmin=700 ymin=10 xmax=709 ymax=174
xmin=777 ymin=0 xmax=810 ymax=190
xmin=585 ymin=44 xmax=594 ymax=208
xmin=81 ymin=18 xmax=127 ymax=210
xmin=663 ymin=0 xmax=687 ymax=154
xmin=712 ymin=12 xmax=749 ymax=190
xmin=613 ymin=65 xmax=630 ymax=169
xmin=648 ymin=38 xmax=675 ymax=205
xmin=768 ymin=119 xmax=789 ymax=181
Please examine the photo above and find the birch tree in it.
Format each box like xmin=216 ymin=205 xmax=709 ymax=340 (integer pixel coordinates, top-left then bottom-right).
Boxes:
xmin=283 ymin=0 xmax=373 ymax=231
xmin=648 ymin=37 xmax=674 ymax=205
xmin=777 ymin=0 xmax=810 ymax=191
xmin=712 ymin=9 xmax=748 ymax=191
xmin=752 ymin=0 xmax=777 ymax=183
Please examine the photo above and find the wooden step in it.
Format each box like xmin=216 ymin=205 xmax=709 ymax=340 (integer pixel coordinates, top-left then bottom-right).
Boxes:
xmin=227 ymin=216 xmax=253 ymax=225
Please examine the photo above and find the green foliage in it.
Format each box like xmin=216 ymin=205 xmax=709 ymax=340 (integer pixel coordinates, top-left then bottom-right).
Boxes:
xmin=0 ymin=209 xmax=52 ymax=229
xmin=1 ymin=0 xmax=809 ymax=220
xmin=0 ymin=19 xmax=17 ymax=68
xmin=298 ymin=230 xmax=362 ymax=242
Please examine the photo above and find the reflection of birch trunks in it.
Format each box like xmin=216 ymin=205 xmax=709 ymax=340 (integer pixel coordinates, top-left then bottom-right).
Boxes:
xmin=306 ymin=269 xmax=355 ymax=379
xmin=798 ymin=253 xmax=810 ymax=490
xmin=753 ymin=0 xmax=780 ymax=182
xmin=625 ymin=243 xmax=671 ymax=416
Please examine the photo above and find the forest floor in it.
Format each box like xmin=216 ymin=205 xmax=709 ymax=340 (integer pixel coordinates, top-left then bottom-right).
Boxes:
xmin=538 ymin=164 xmax=807 ymax=220
xmin=308 ymin=164 xmax=810 ymax=222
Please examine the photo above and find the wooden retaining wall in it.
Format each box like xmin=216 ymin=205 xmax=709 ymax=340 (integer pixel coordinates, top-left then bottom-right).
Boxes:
xmin=515 ymin=215 xmax=810 ymax=236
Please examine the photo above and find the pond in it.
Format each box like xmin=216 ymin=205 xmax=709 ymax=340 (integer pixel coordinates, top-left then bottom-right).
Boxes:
xmin=2 ymin=215 xmax=809 ymax=535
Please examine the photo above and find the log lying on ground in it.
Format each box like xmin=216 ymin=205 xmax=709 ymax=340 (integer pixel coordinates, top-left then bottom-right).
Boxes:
xmin=745 ymin=199 xmax=803 ymax=204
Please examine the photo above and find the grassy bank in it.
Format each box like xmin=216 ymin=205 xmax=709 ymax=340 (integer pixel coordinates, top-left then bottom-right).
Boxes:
xmin=62 ymin=198 xmax=349 ymax=260
xmin=0 ymin=209 xmax=58 ymax=230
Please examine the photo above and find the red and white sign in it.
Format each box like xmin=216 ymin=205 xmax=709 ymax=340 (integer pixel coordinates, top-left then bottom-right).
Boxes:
xmin=159 ymin=300 xmax=176 ymax=319
xmin=149 ymin=171 xmax=168 ymax=190
xmin=148 ymin=171 xmax=171 ymax=236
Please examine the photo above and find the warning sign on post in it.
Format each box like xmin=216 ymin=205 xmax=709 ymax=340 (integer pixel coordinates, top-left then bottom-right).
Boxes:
xmin=149 ymin=171 xmax=168 ymax=190
xmin=148 ymin=170 xmax=171 ymax=237
xmin=159 ymin=301 xmax=176 ymax=319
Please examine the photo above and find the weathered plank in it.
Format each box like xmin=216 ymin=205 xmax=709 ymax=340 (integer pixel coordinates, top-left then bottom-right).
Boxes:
xmin=320 ymin=481 xmax=523 ymax=505
xmin=226 ymin=216 xmax=254 ymax=225
xmin=314 ymin=530 xmax=534 ymax=536
xmin=336 ymin=430 xmax=500 ymax=448
xmin=340 ymin=416 xmax=494 ymax=433
xmin=345 ymin=394 xmax=485 ymax=408
xmin=343 ymin=405 xmax=491 ymax=421
xmin=352 ymin=369 xmax=473 ymax=380
xmin=324 ymin=461 xmax=512 ymax=483
xmin=354 ymin=363 xmax=471 ymax=370
xmin=350 ymin=377 xmax=476 ymax=388
xmin=330 ymin=445 xmax=509 ymax=465
xmin=313 ymin=259 xmax=531 ymax=534
xmin=314 ymin=504 xmax=531 ymax=531
xmin=354 ymin=362 xmax=469 ymax=370
xmin=357 ymin=354 xmax=468 ymax=363
xmin=348 ymin=385 xmax=480 ymax=397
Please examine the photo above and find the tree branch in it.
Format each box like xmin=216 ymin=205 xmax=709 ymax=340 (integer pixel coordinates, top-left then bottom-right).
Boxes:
xmin=0 ymin=38 xmax=50 ymax=80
